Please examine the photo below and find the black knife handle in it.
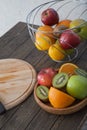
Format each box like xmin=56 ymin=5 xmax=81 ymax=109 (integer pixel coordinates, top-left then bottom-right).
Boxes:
xmin=0 ymin=102 xmax=6 ymax=115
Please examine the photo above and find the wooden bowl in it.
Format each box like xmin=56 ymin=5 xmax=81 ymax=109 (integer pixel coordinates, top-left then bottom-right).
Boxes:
xmin=34 ymin=83 xmax=87 ymax=115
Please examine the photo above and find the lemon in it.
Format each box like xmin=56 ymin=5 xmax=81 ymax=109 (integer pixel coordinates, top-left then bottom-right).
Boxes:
xmin=35 ymin=35 xmax=53 ymax=51
xmin=48 ymin=40 xmax=65 ymax=61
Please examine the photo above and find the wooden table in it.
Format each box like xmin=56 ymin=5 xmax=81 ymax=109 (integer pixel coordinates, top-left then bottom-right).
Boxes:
xmin=0 ymin=22 xmax=87 ymax=130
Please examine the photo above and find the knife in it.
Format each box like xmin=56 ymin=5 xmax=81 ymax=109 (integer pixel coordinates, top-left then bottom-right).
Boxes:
xmin=0 ymin=102 xmax=6 ymax=115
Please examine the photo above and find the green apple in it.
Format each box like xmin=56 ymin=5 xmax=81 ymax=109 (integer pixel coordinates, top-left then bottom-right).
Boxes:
xmin=66 ymin=75 xmax=87 ymax=99
xmin=70 ymin=19 xmax=87 ymax=40
xmin=65 ymin=48 xmax=74 ymax=55
xmin=70 ymin=19 xmax=86 ymax=29
xmin=78 ymin=26 xmax=87 ymax=40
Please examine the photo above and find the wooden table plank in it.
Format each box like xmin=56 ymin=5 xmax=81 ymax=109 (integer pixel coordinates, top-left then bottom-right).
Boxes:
xmin=51 ymin=106 xmax=87 ymax=130
xmin=0 ymin=26 xmax=29 ymax=59
xmin=0 ymin=22 xmax=26 ymax=45
xmin=0 ymin=95 xmax=40 ymax=130
xmin=0 ymin=22 xmax=87 ymax=130
xmin=79 ymin=113 xmax=87 ymax=130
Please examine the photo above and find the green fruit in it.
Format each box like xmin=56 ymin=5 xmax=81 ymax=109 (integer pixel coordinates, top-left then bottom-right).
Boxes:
xmin=70 ymin=19 xmax=87 ymax=40
xmin=75 ymin=68 xmax=87 ymax=78
xmin=52 ymin=72 xmax=69 ymax=88
xmin=70 ymin=19 xmax=86 ymax=31
xmin=36 ymin=85 xmax=49 ymax=102
xmin=67 ymin=75 xmax=87 ymax=99
xmin=65 ymin=48 xmax=74 ymax=55
xmin=78 ymin=26 xmax=87 ymax=40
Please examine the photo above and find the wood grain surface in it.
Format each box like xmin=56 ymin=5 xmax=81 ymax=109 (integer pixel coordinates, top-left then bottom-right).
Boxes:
xmin=0 ymin=22 xmax=86 ymax=130
xmin=0 ymin=58 xmax=37 ymax=110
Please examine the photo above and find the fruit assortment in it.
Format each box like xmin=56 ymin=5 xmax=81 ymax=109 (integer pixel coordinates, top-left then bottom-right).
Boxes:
xmin=36 ymin=63 xmax=87 ymax=109
xmin=35 ymin=8 xmax=87 ymax=61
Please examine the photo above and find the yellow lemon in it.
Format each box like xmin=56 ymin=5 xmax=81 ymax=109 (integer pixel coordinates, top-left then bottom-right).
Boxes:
xmin=35 ymin=35 xmax=53 ymax=51
xmin=48 ymin=40 xmax=65 ymax=61
xmin=35 ymin=25 xmax=56 ymax=44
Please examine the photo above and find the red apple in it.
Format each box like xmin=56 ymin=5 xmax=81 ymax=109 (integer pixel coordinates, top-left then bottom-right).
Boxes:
xmin=42 ymin=68 xmax=57 ymax=78
xmin=37 ymin=67 xmax=57 ymax=87
xmin=41 ymin=8 xmax=59 ymax=26
xmin=59 ymin=30 xmax=81 ymax=49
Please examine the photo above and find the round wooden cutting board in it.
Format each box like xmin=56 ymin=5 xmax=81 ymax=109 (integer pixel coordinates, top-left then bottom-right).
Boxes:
xmin=0 ymin=58 xmax=37 ymax=111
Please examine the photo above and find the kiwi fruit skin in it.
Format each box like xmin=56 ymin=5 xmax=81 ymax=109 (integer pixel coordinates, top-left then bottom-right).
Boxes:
xmin=75 ymin=68 xmax=87 ymax=78
xmin=52 ymin=72 xmax=69 ymax=88
xmin=36 ymin=85 xmax=49 ymax=102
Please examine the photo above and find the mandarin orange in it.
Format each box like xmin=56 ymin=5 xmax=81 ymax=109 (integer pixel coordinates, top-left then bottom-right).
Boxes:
xmin=49 ymin=87 xmax=75 ymax=108
xmin=59 ymin=63 xmax=78 ymax=75
xmin=57 ymin=19 xmax=72 ymax=28
xmin=36 ymin=25 xmax=55 ymax=43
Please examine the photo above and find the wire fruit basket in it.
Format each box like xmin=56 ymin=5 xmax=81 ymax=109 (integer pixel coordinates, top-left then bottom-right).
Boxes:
xmin=26 ymin=0 xmax=87 ymax=62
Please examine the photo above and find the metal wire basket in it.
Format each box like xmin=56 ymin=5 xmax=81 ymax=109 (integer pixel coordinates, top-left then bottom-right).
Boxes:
xmin=26 ymin=0 xmax=87 ymax=62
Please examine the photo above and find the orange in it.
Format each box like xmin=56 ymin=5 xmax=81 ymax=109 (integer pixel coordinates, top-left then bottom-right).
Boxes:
xmin=35 ymin=35 xmax=53 ymax=50
xmin=56 ymin=19 xmax=72 ymax=28
xmin=59 ymin=63 xmax=78 ymax=75
xmin=48 ymin=40 xmax=66 ymax=61
xmin=49 ymin=87 xmax=75 ymax=108
xmin=53 ymin=19 xmax=72 ymax=38
xmin=36 ymin=25 xmax=55 ymax=43
xmin=35 ymin=25 xmax=56 ymax=51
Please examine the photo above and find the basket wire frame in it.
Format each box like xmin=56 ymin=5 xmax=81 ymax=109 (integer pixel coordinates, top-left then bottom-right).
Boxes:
xmin=26 ymin=0 xmax=87 ymax=62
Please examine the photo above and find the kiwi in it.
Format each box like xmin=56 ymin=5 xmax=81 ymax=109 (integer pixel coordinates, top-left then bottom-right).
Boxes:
xmin=75 ymin=68 xmax=87 ymax=78
xmin=52 ymin=72 xmax=69 ymax=88
xmin=36 ymin=85 xmax=49 ymax=102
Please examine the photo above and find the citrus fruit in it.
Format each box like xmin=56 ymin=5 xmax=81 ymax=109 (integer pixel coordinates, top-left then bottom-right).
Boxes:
xmin=48 ymin=40 xmax=65 ymax=61
xmin=35 ymin=35 xmax=53 ymax=50
xmin=49 ymin=87 xmax=75 ymax=108
xmin=53 ymin=25 xmax=68 ymax=37
xmin=36 ymin=25 xmax=55 ymax=43
xmin=59 ymin=63 xmax=78 ymax=75
xmin=53 ymin=19 xmax=71 ymax=38
xmin=56 ymin=19 xmax=72 ymax=28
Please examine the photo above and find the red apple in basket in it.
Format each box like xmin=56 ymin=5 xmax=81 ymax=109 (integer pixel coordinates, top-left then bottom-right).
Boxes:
xmin=41 ymin=8 xmax=59 ymax=26
xmin=59 ymin=30 xmax=81 ymax=49
xmin=37 ymin=67 xmax=57 ymax=87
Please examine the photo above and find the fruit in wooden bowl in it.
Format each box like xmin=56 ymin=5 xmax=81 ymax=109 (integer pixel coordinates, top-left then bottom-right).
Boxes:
xmin=37 ymin=67 xmax=57 ymax=87
xmin=34 ymin=63 xmax=87 ymax=115
xmin=67 ymin=75 xmax=87 ymax=99
xmin=34 ymin=82 xmax=87 ymax=115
